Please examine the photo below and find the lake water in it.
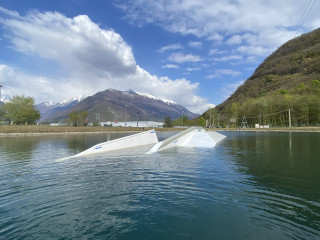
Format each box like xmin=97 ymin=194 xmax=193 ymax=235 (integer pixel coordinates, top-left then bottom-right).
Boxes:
xmin=0 ymin=131 xmax=320 ymax=240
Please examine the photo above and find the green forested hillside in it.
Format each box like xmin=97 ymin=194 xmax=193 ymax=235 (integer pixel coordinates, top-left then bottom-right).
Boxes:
xmin=205 ymin=28 xmax=320 ymax=127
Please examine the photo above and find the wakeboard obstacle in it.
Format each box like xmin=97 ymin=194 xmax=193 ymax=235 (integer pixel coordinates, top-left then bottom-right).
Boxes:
xmin=75 ymin=129 xmax=159 ymax=157
xmin=71 ymin=127 xmax=226 ymax=158
xmin=145 ymin=127 xmax=226 ymax=154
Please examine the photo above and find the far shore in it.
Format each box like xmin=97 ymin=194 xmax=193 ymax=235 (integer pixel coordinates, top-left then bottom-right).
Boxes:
xmin=1 ymin=125 xmax=320 ymax=136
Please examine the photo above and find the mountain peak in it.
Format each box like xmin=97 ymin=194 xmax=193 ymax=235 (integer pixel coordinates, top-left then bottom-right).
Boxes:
xmin=59 ymin=94 xmax=89 ymax=106
xmin=126 ymin=89 xmax=136 ymax=94
xmin=135 ymin=91 xmax=176 ymax=105
xmin=37 ymin=88 xmax=198 ymax=122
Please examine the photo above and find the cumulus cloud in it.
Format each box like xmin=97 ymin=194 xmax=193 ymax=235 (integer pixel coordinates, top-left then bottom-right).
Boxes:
xmin=188 ymin=41 xmax=202 ymax=48
xmin=168 ymin=52 xmax=203 ymax=63
xmin=221 ymin=80 xmax=245 ymax=101
xmin=0 ymin=64 xmax=83 ymax=101
xmin=226 ymin=35 xmax=242 ymax=45
xmin=213 ymin=55 xmax=242 ymax=62
xmin=157 ymin=43 xmax=183 ymax=53
xmin=186 ymin=67 xmax=201 ymax=72
xmin=118 ymin=0 xmax=320 ymax=56
xmin=0 ymin=8 xmax=210 ymax=113
xmin=162 ymin=64 xmax=179 ymax=69
xmin=208 ymin=49 xmax=227 ymax=55
xmin=206 ymin=69 xmax=242 ymax=79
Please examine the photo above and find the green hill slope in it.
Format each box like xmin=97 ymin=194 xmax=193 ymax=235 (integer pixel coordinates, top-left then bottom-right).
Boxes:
xmin=205 ymin=27 xmax=320 ymax=127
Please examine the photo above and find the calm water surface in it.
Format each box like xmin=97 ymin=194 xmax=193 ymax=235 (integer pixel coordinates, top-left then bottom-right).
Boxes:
xmin=0 ymin=131 xmax=319 ymax=240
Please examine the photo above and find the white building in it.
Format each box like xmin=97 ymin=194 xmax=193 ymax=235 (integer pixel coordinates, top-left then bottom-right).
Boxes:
xmin=99 ymin=121 xmax=163 ymax=128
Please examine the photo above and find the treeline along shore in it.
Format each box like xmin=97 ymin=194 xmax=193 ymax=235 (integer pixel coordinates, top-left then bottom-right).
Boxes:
xmin=1 ymin=125 xmax=320 ymax=136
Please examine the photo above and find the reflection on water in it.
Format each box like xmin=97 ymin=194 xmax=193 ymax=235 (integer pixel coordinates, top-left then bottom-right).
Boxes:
xmin=0 ymin=136 xmax=41 ymax=161
xmin=224 ymin=132 xmax=320 ymax=239
xmin=0 ymin=131 xmax=319 ymax=239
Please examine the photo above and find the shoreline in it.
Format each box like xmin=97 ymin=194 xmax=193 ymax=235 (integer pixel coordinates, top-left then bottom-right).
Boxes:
xmin=0 ymin=126 xmax=179 ymax=137
xmin=212 ymin=127 xmax=320 ymax=133
xmin=1 ymin=125 xmax=320 ymax=136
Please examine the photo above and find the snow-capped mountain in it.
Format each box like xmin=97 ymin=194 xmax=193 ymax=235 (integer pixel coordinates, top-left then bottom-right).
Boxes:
xmin=58 ymin=94 xmax=89 ymax=107
xmin=36 ymin=94 xmax=89 ymax=122
xmin=38 ymin=89 xmax=199 ymax=123
xmin=123 ymin=89 xmax=176 ymax=105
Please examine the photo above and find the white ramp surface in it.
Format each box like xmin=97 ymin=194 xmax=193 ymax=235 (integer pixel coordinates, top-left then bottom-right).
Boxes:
xmin=76 ymin=129 xmax=159 ymax=157
xmin=146 ymin=127 xmax=226 ymax=154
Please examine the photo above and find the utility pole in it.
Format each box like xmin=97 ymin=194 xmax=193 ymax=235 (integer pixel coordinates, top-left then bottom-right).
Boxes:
xmin=259 ymin=113 xmax=262 ymax=127
xmin=124 ymin=105 xmax=127 ymax=127
xmin=0 ymin=84 xmax=2 ymax=99
xmin=288 ymin=108 xmax=292 ymax=128
xmin=209 ymin=114 xmax=212 ymax=128
xmin=136 ymin=111 xmax=139 ymax=127
xmin=182 ymin=111 xmax=184 ymax=126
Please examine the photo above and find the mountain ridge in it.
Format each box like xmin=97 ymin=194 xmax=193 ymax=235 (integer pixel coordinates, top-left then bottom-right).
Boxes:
xmin=204 ymin=27 xmax=320 ymax=126
xmin=37 ymin=89 xmax=199 ymax=123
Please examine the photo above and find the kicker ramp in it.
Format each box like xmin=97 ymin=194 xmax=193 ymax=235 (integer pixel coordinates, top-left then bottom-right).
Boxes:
xmin=146 ymin=127 xmax=226 ymax=154
xmin=75 ymin=129 xmax=159 ymax=157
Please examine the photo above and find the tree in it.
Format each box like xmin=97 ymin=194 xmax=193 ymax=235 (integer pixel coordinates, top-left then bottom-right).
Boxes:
xmin=197 ymin=116 xmax=206 ymax=126
xmin=163 ymin=116 xmax=173 ymax=128
xmin=311 ymin=79 xmax=320 ymax=87
xmin=69 ymin=111 xmax=80 ymax=126
xmin=68 ymin=110 xmax=89 ymax=126
xmin=311 ymin=79 xmax=320 ymax=93
xmin=79 ymin=111 xmax=89 ymax=126
xmin=229 ymin=103 xmax=239 ymax=118
xmin=173 ymin=115 xmax=189 ymax=126
xmin=0 ymin=105 xmax=5 ymax=120
xmin=3 ymin=96 xmax=40 ymax=125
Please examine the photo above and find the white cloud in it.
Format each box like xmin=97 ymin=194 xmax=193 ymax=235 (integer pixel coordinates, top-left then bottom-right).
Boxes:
xmin=162 ymin=64 xmax=179 ymax=69
xmin=157 ymin=43 xmax=183 ymax=53
xmin=236 ymin=45 xmax=271 ymax=56
xmin=208 ymin=48 xmax=227 ymax=55
xmin=0 ymin=64 xmax=82 ymax=101
xmin=226 ymin=35 xmax=242 ymax=45
xmin=0 ymin=6 xmax=21 ymax=18
xmin=186 ymin=67 xmax=201 ymax=72
xmin=221 ymin=80 xmax=245 ymax=101
xmin=188 ymin=41 xmax=202 ymax=48
xmin=206 ymin=33 xmax=224 ymax=43
xmin=118 ymin=0 xmax=320 ymax=56
xmin=168 ymin=52 xmax=203 ymax=63
xmin=213 ymin=55 xmax=242 ymax=62
xmin=3 ymin=12 xmax=136 ymax=78
xmin=0 ymin=8 xmax=210 ymax=113
xmin=245 ymin=56 xmax=259 ymax=63
xmin=206 ymin=69 xmax=242 ymax=79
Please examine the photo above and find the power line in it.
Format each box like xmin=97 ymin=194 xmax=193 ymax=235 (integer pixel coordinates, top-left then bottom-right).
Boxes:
xmin=261 ymin=110 xmax=288 ymax=118
xmin=217 ymin=110 xmax=289 ymax=121
xmin=290 ymin=0 xmax=317 ymax=40
xmin=290 ymin=0 xmax=313 ymax=39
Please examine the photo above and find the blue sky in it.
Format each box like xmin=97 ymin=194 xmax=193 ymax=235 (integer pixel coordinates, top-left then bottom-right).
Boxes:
xmin=0 ymin=0 xmax=319 ymax=113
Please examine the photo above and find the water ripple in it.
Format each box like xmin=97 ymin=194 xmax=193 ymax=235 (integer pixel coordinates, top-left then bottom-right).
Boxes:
xmin=1 ymin=133 xmax=320 ymax=239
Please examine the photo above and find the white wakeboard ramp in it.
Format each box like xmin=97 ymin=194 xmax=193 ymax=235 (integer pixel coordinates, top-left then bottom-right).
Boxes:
xmin=72 ymin=127 xmax=226 ymax=157
xmin=145 ymin=127 xmax=226 ymax=154
xmin=75 ymin=129 xmax=159 ymax=157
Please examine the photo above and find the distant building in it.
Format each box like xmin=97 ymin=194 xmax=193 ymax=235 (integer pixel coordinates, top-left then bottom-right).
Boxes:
xmin=99 ymin=121 xmax=163 ymax=128
xmin=50 ymin=122 xmax=68 ymax=126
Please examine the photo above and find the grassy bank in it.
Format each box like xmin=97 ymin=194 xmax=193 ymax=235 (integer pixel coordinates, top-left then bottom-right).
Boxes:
xmin=0 ymin=125 xmax=180 ymax=135
xmin=1 ymin=125 xmax=320 ymax=136
xmin=208 ymin=127 xmax=320 ymax=132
